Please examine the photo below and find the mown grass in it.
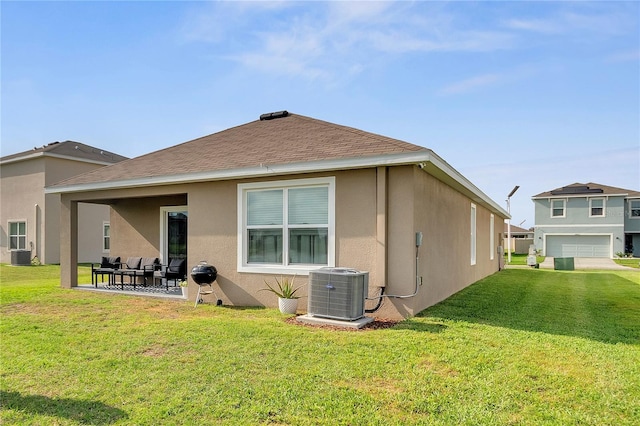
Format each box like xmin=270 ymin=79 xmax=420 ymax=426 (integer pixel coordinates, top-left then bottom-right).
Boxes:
xmin=1 ymin=264 xmax=639 ymax=425
xmin=614 ymin=258 xmax=640 ymax=269
xmin=506 ymin=253 xmax=545 ymax=266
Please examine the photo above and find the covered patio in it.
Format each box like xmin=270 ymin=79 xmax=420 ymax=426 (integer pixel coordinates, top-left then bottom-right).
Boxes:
xmin=75 ymin=281 xmax=185 ymax=300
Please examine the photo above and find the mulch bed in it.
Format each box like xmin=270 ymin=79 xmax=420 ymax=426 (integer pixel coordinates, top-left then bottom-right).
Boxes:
xmin=286 ymin=316 xmax=400 ymax=331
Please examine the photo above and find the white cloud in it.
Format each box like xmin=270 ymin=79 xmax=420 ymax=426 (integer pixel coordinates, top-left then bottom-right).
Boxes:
xmin=438 ymin=73 xmax=503 ymax=96
xmin=437 ymin=65 xmax=541 ymax=96
xmin=606 ymin=49 xmax=640 ymax=63
xmin=177 ymin=2 xmax=515 ymax=84
xmin=504 ymin=18 xmax=562 ymax=35
xmin=503 ymin=3 xmax=637 ymax=37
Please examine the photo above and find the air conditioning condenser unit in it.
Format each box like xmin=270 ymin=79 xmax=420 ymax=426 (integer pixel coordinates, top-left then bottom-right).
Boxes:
xmin=308 ymin=267 xmax=369 ymax=321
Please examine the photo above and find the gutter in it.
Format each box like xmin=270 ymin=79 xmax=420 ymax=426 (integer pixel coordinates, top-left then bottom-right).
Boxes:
xmin=1 ymin=152 xmax=121 ymax=167
xmin=45 ymin=150 xmax=509 ymax=218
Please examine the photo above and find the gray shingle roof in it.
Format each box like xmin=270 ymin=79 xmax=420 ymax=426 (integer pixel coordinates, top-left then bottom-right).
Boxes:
xmin=533 ymin=182 xmax=640 ymax=198
xmin=50 ymin=113 xmax=427 ymax=188
xmin=1 ymin=140 xmax=128 ymax=164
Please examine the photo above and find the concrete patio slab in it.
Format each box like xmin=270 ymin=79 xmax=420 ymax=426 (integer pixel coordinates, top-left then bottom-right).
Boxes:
xmin=296 ymin=314 xmax=374 ymax=329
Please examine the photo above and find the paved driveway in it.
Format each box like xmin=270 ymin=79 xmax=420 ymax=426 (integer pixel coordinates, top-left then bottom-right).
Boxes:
xmin=539 ymin=257 xmax=635 ymax=270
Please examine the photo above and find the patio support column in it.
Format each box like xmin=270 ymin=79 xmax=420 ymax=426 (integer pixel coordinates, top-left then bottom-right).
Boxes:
xmin=376 ymin=166 xmax=388 ymax=287
xmin=60 ymin=195 xmax=78 ymax=288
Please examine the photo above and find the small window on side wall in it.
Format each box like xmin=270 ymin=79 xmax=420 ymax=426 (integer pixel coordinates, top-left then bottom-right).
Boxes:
xmin=9 ymin=221 xmax=27 ymax=250
xmin=470 ymin=204 xmax=477 ymax=266
xmin=551 ymin=199 xmax=565 ymax=218
xmin=103 ymin=222 xmax=110 ymax=252
xmin=630 ymin=200 xmax=640 ymax=218
xmin=589 ymin=198 xmax=605 ymax=217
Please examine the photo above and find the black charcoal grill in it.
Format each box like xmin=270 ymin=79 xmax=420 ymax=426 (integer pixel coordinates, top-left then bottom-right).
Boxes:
xmin=191 ymin=261 xmax=222 ymax=307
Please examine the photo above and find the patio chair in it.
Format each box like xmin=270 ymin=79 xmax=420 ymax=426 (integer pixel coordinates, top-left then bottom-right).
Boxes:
xmin=91 ymin=256 xmax=120 ymax=287
xmin=120 ymin=257 xmax=159 ymax=287
xmin=114 ymin=257 xmax=142 ymax=289
xmin=154 ymin=258 xmax=186 ymax=290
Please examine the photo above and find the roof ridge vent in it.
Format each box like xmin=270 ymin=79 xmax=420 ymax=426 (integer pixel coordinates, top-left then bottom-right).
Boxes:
xmin=260 ymin=110 xmax=289 ymax=121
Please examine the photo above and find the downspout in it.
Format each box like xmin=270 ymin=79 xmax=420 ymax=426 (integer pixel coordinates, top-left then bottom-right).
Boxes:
xmin=34 ymin=203 xmax=39 ymax=263
xmin=366 ymin=166 xmax=388 ymax=313
xmin=366 ymin=165 xmax=423 ymax=313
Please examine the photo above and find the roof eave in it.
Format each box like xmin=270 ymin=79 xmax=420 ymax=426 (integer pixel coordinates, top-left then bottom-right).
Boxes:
xmin=531 ymin=193 xmax=629 ymax=200
xmin=45 ymin=150 xmax=509 ymax=218
xmin=1 ymin=151 xmax=121 ymax=166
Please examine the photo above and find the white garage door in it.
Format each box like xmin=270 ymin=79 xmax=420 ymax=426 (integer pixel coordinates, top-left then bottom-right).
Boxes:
xmin=546 ymin=235 xmax=610 ymax=258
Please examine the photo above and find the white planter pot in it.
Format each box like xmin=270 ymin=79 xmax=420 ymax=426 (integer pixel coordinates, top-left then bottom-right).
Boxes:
xmin=278 ymin=297 xmax=298 ymax=314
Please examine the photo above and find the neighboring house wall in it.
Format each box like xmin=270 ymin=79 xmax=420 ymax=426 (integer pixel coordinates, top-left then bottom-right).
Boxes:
xmin=0 ymin=158 xmax=45 ymax=263
xmin=624 ymin=198 xmax=640 ymax=256
xmin=1 ymin=155 xmax=115 ymax=264
xmin=533 ymin=192 xmax=627 ymax=258
xmin=58 ymin=165 xmax=502 ymax=320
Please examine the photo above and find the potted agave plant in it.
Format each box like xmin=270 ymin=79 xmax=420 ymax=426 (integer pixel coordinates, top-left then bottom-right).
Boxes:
xmin=261 ymin=275 xmax=302 ymax=314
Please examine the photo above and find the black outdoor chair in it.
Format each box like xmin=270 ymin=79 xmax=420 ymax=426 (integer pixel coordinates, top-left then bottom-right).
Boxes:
xmin=91 ymin=256 xmax=120 ymax=287
xmin=114 ymin=257 xmax=142 ymax=289
xmin=154 ymin=258 xmax=186 ymax=290
xmin=120 ymin=257 xmax=159 ymax=287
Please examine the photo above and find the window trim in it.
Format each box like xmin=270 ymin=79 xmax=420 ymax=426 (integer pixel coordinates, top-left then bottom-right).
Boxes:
xmin=470 ymin=203 xmax=477 ymax=266
xmin=237 ymin=177 xmax=335 ymax=275
xmin=8 ymin=220 xmax=27 ymax=250
xmin=589 ymin=198 xmax=606 ymax=218
xmin=102 ymin=222 xmax=110 ymax=252
xmin=550 ymin=199 xmax=566 ymax=218
xmin=490 ymin=214 xmax=495 ymax=261
xmin=630 ymin=200 xmax=640 ymax=219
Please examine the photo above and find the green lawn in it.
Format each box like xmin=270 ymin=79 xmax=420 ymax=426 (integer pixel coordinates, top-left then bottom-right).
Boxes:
xmin=1 ymin=264 xmax=639 ymax=425
xmin=506 ymin=253 xmax=545 ymax=266
xmin=614 ymin=258 xmax=640 ymax=269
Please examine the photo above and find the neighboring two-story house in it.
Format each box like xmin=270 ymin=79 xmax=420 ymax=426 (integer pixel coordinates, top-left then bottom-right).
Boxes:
xmin=1 ymin=141 xmax=127 ymax=264
xmin=532 ymin=182 xmax=640 ymax=258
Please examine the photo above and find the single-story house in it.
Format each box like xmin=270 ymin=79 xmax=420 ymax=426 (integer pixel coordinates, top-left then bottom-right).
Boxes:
xmin=1 ymin=141 xmax=127 ymax=264
xmin=47 ymin=112 xmax=509 ymax=320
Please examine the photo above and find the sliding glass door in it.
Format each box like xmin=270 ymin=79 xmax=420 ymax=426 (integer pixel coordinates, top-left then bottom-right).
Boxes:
xmin=160 ymin=207 xmax=187 ymax=263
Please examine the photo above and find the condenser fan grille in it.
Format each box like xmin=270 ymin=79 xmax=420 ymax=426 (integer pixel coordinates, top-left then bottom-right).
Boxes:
xmin=308 ymin=268 xmax=368 ymax=321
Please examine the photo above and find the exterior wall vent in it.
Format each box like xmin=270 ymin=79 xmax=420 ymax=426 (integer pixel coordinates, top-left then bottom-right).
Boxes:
xmin=308 ymin=267 xmax=369 ymax=321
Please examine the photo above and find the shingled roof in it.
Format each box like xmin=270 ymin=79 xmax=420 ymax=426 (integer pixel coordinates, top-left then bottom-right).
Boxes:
xmin=1 ymin=141 xmax=128 ymax=165
xmin=45 ymin=112 xmax=510 ymax=218
xmin=48 ymin=113 xmax=427 ymax=189
xmin=533 ymin=182 xmax=640 ymax=198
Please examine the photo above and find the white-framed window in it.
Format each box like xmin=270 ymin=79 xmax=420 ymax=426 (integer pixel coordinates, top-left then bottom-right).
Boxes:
xmin=630 ymin=200 xmax=640 ymax=218
xmin=589 ymin=198 xmax=605 ymax=217
xmin=9 ymin=221 xmax=27 ymax=250
xmin=490 ymin=214 xmax=495 ymax=261
xmin=470 ymin=203 xmax=477 ymax=266
xmin=551 ymin=199 xmax=565 ymax=218
xmin=102 ymin=222 xmax=110 ymax=252
xmin=238 ymin=177 xmax=335 ymax=275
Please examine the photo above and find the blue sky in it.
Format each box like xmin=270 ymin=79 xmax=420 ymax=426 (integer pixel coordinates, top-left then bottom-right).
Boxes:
xmin=2 ymin=1 xmax=639 ymax=227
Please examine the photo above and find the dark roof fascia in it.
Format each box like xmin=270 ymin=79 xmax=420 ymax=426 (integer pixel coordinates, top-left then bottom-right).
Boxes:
xmin=45 ymin=149 xmax=511 ymax=219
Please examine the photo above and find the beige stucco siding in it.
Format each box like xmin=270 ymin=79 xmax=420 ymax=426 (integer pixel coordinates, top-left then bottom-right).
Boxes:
xmin=411 ymin=167 xmax=500 ymax=314
xmin=1 ymin=156 xmax=114 ymax=264
xmin=109 ymin=195 xmax=188 ymax=260
xmin=186 ymin=170 xmax=380 ymax=309
xmin=0 ymin=159 xmax=45 ymax=263
xmin=58 ymin=165 xmax=504 ymax=320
